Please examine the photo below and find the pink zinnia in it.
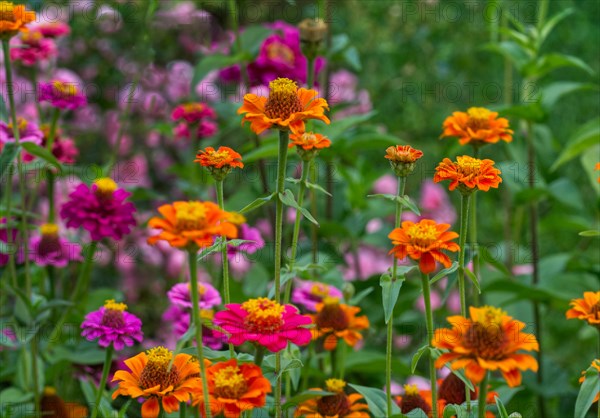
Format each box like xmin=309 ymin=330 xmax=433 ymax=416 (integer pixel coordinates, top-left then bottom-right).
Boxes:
xmin=0 ymin=118 xmax=43 ymax=146
xmin=34 ymin=21 xmax=71 ymax=38
xmin=60 ymin=178 xmax=136 ymax=241
xmin=214 ymin=298 xmax=312 ymax=352
xmin=292 ymin=281 xmax=344 ymax=312
xmin=167 ymin=282 xmax=222 ymax=310
xmin=10 ymin=30 xmax=57 ymax=66
xmin=171 ymin=102 xmax=216 ymax=123
xmin=163 ymin=306 xmax=223 ymax=350
xmin=24 ymin=223 xmax=82 ymax=267
xmin=81 ymin=300 xmax=143 ymax=350
xmin=39 ymin=80 xmax=87 ymax=110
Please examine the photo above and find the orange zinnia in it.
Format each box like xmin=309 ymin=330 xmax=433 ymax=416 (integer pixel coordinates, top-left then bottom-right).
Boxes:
xmin=433 ymin=306 xmax=539 ymax=388
xmin=195 ymin=146 xmax=244 ymax=169
xmin=385 ymin=145 xmax=423 ymax=177
xmin=147 ymin=201 xmax=237 ymax=250
xmin=0 ymin=2 xmax=35 ymax=39
xmin=309 ymin=297 xmax=369 ymax=351
xmin=566 ymin=291 xmax=600 ymax=328
xmin=579 ymin=359 xmax=600 ymax=403
xmin=237 ymin=77 xmax=330 ymax=134
xmin=434 ymin=155 xmax=502 ymax=194
xmin=388 ymin=219 xmax=459 ymax=274
xmin=294 ymin=378 xmax=369 ymax=418
xmin=191 ymin=358 xmax=271 ymax=418
xmin=441 ymin=107 xmax=513 ymax=146
xmin=289 ymin=131 xmax=331 ymax=150
xmin=112 ymin=347 xmax=202 ymax=418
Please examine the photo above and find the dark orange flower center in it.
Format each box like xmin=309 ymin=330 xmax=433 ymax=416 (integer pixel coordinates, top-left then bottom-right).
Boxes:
xmin=264 ymin=78 xmax=303 ymax=120
xmin=0 ymin=2 xmax=16 ymax=22
xmin=138 ymin=347 xmax=180 ymax=391
xmin=316 ymin=300 xmax=349 ymax=331
xmin=406 ymin=223 xmax=439 ymax=249
xmin=399 ymin=393 xmax=431 ymax=415
xmin=592 ymin=303 xmax=600 ymax=320
xmin=438 ymin=373 xmax=475 ymax=405
xmin=464 ymin=307 xmax=507 ymax=360
xmin=101 ymin=300 xmax=127 ymax=328
xmin=466 ymin=107 xmax=492 ymax=131
xmin=175 ymin=202 xmax=208 ymax=232
xmin=213 ymin=365 xmax=248 ymax=399
xmin=266 ymin=41 xmax=295 ymax=65
xmin=242 ymin=298 xmax=284 ymax=333
xmin=317 ymin=393 xmax=351 ymax=416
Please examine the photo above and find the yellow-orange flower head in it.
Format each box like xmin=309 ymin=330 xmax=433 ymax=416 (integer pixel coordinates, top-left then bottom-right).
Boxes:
xmin=385 ymin=145 xmax=424 ymax=177
xmin=294 ymin=378 xmax=369 ymax=418
xmin=441 ymin=107 xmax=513 ymax=147
xmin=434 ymin=155 xmax=502 ymax=195
xmin=388 ymin=219 xmax=459 ymax=274
xmin=194 ymin=146 xmax=243 ymax=181
xmin=147 ymin=201 xmax=237 ymax=250
xmin=289 ymin=131 xmax=331 ymax=160
xmin=309 ymin=297 xmax=369 ymax=351
xmin=433 ymin=306 xmax=539 ymax=387
xmin=566 ymin=291 xmax=600 ymax=329
xmin=0 ymin=2 xmax=35 ymax=39
xmin=237 ymin=77 xmax=330 ymax=134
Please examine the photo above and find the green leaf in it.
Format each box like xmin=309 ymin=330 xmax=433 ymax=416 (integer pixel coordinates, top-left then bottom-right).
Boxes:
xmin=430 ymin=262 xmax=459 ymax=285
xmin=484 ymin=41 xmax=532 ymax=71
xmin=442 ymin=404 xmax=470 ymax=418
xmin=349 ymin=287 xmax=373 ymax=305
xmin=20 ymin=142 xmax=62 ymax=173
xmin=574 ymin=365 xmax=599 ymax=418
xmin=464 ymin=268 xmax=481 ymax=294
xmin=0 ymin=94 xmax=7 ymax=121
xmin=238 ymin=192 xmax=276 ymax=214
xmin=279 ymin=189 xmax=319 ymax=226
xmin=524 ymin=53 xmax=594 ymax=79
xmin=448 ymin=367 xmax=475 ymax=392
xmin=397 ymin=195 xmax=421 ymax=215
xmin=348 ymin=384 xmax=402 ymax=416
xmin=283 ymin=390 xmax=334 ymax=411
xmin=240 ymin=25 xmax=272 ymax=56
xmin=339 ymin=132 xmax=399 ymax=152
xmin=243 ymin=141 xmax=279 ymax=162
xmin=49 ymin=346 xmax=106 ymax=365
xmin=0 ymin=387 xmax=33 ymax=404
xmin=196 ymin=238 xmax=223 ymax=261
xmin=80 ymin=378 xmax=114 ymax=417
xmin=192 ymin=54 xmax=246 ymax=90
xmin=380 ymin=273 xmax=404 ymax=324
xmin=495 ymin=396 xmax=510 ymax=418
xmin=483 ymin=280 xmax=570 ymax=304
xmin=551 ymin=118 xmax=600 ymax=170
xmin=539 ymin=8 xmax=574 ymax=44
xmin=305 ymin=180 xmax=332 ymax=196
xmin=540 ymin=82 xmax=598 ymax=111
xmin=579 ymin=230 xmax=600 ymax=237
xmin=319 ymin=112 xmax=375 ymax=139
xmin=494 ymin=103 xmax=545 ymax=123
xmin=0 ymin=142 xmax=18 ymax=181
xmin=410 ymin=345 xmax=429 ymax=373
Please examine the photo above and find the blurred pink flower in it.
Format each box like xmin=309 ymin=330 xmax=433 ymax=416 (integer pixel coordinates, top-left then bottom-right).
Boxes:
xmin=373 ymin=174 xmax=397 ymax=195
xmin=10 ymin=30 xmax=57 ymax=66
xmin=342 ymin=245 xmax=393 ymax=281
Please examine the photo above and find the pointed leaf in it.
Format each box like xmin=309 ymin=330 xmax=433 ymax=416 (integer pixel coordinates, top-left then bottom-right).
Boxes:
xmin=539 ymin=8 xmax=575 ymax=44
xmin=21 ymin=142 xmax=63 ymax=173
xmin=279 ymin=189 xmax=319 ymax=226
xmin=464 ymin=268 xmax=481 ymax=294
xmin=495 ymin=396 xmax=510 ymax=418
xmin=410 ymin=345 xmax=429 ymax=374
xmin=380 ymin=273 xmax=404 ymax=324
xmin=579 ymin=230 xmax=600 ymax=237
xmin=574 ymin=365 xmax=600 ymax=418
xmin=305 ymin=180 xmax=332 ymax=196
xmin=398 ymin=195 xmax=421 ymax=215
xmin=540 ymin=82 xmax=598 ymax=112
xmin=238 ymin=192 xmax=276 ymax=214
xmin=0 ymin=143 xmax=18 ymax=180
xmin=430 ymin=262 xmax=459 ymax=285
xmin=348 ymin=384 xmax=402 ymax=416
xmin=551 ymin=118 xmax=600 ymax=170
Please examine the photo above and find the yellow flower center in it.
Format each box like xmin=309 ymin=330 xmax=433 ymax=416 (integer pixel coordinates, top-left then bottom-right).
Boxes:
xmin=404 ymin=384 xmax=419 ymax=396
xmin=104 ymin=299 xmax=127 ymax=312
xmin=175 ymin=202 xmax=208 ymax=231
xmin=213 ymin=365 xmax=248 ymax=399
xmin=242 ymin=298 xmax=285 ymax=333
xmin=456 ymin=156 xmax=483 ymax=176
xmin=52 ymin=81 xmax=79 ymax=97
xmin=266 ymin=41 xmax=295 ymax=65
xmin=183 ymin=103 xmax=204 ymax=113
xmin=264 ymin=78 xmax=303 ymax=121
xmin=407 ymin=223 xmax=439 ymax=249
xmin=139 ymin=347 xmax=180 ymax=391
xmin=316 ymin=299 xmax=349 ymax=331
xmin=8 ymin=117 xmax=28 ymax=132
xmin=325 ymin=378 xmax=346 ymax=393
xmin=464 ymin=306 xmax=508 ymax=360
xmin=94 ymin=177 xmax=118 ymax=198
xmin=22 ymin=30 xmax=42 ymax=42
xmin=43 ymin=386 xmax=57 ymax=396
xmin=473 ymin=306 xmax=505 ymax=327
xmin=0 ymin=2 xmax=16 ymax=22
xmin=200 ymin=309 xmax=214 ymax=320
xmin=227 ymin=212 xmax=246 ymax=226
xmin=40 ymin=223 xmax=59 ymax=237
xmin=310 ymin=284 xmax=330 ymax=298
xmin=466 ymin=107 xmax=492 ymax=130
xmin=208 ymin=149 xmax=231 ymax=164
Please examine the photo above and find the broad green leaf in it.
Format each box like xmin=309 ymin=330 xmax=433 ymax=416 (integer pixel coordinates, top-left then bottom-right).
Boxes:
xmin=80 ymin=378 xmax=114 ymax=417
xmin=380 ymin=273 xmax=404 ymax=324
xmin=524 ymin=53 xmax=594 ymax=79
xmin=430 ymin=262 xmax=459 ymax=285
xmin=0 ymin=387 xmax=33 ymax=404
xmin=240 ymin=25 xmax=272 ymax=56
xmin=574 ymin=365 xmax=599 ymax=418
xmin=540 ymin=82 xmax=598 ymax=111
xmin=442 ymin=403 xmax=470 ymax=418
xmin=494 ymin=103 xmax=545 ymax=123
xmin=484 ymin=41 xmax=532 ymax=71
xmin=21 ymin=142 xmax=63 ymax=173
xmin=410 ymin=345 xmax=429 ymax=373
xmin=0 ymin=142 xmax=18 ymax=180
xmin=238 ymin=192 xmax=276 ymax=214
xmin=348 ymin=384 xmax=402 ymax=416
xmin=551 ymin=118 xmax=600 ymax=170
xmin=539 ymin=8 xmax=574 ymax=45
xmin=279 ymin=189 xmax=319 ymax=226
xmin=579 ymin=230 xmax=600 ymax=237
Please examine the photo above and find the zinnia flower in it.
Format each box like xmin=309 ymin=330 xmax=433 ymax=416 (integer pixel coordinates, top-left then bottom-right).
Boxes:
xmin=60 ymin=178 xmax=137 ymax=241
xmin=309 ymin=297 xmax=369 ymax=351
xmin=81 ymin=299 xmax=143 ymax=350
xmin=294 ymin=378 xmax=369 ymax=418
xmin=163 ymin=306 xmax=224 ymax=349
xmin=434 ymin=155 xmax=502 ymax=194
xmin=41 ymin=387 xmax=88 ymax=418
xmin=172 ymin=102 xmax=216 ymax=123
xmin=388 ymin=219 xmax=459 ymax=274
xmin=10 ymin=29 xmax=56 ymax=66
xmin=23 ymin=124 xmax=79 ymax=164
xmin=34 ymin=21 xmax=70 ymax=38
xmin=112 ymin=347 xmax=202 ymax=418
xmin=292 ymin=281 xmax=343 ymax=312
xmin=227 ymin=221 xmax=265 ymax=258
xmin=237 ymin=77 xmax=329 ymax=135
xmin=395 ymin=384 xmax=435 ymax=417
xmin=0 ymin=118 xmax=43 ymax=145
xmin=433 ymin=306 xmax=539 ymax=387
xmin=289 ymin=131 xmax=331 ymax=160
xmin=579 ymin=359 xmax=600 ymax=403
xmin=385 ymin=145 xmax=423 ymax=177
xmin=195 ymin=146 xmax=243 ymax=180
xmin=566 ymin=291 xmax=600 ymax=328
xmin=213 ymin=297 xmax=312 ymax=352
xmin=191 ymin=358 xmax=271 ymax=418
xmin=0 ymin=1 xmax=35 ymax=39
xmin=167 ymin=282 xmax=222 ymax=310
xmin=441 ymin=107 xmax=513 ymax=146
xmin=26 ymin=223 xmax=83 ymax=267
xmin=147 ymin=201 xmax=237 ymax=250
xmin=39 ymin=80 xmax=87 ymax=110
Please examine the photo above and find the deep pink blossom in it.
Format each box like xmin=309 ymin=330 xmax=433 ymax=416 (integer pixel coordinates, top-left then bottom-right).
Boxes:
xmin=10 ymin=30 xmax=57 ymax=66
xmin=0 ymin=118 xmax=43 ymax=146
xmin=81 ymin=300 xmax=143 ymax=350
xmin=292 ymin=281 xmax=344 ymax=312
xmin=24 ymin=224 xmax=82 ymax=267
xmin=167 ymin=282 xmax=222 ymax=310
xmin=39 ymin=80 xmax=87 ymax=110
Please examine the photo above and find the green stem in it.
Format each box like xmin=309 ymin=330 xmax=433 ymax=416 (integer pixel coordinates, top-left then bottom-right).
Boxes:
xmin=307 ymin=56 xmax=315 ymax=89
xmin=48 ymin=241 xmax=98 ymax=346
xmin=310 ymin=160 xmax=319 ymax=264
xmin=47 ymin=170 xmax=55 ymax=222
xmin=215 ymin=180 xmax=234 ymax=357
xmin=386 ymin=176 xmax=406 ymax=415
xmin=457 ymin=193 xmax=472 ymax=317
xmin=420 ymin=272 xmax=438 ymax=418
xmin=283 ymin=159 xmax=310 ymax=304
xmin=330 ymin=348 xmax=337 ymax=377
xmin=273 ymin=131 xmax=289 ymax=418
xmin=188 ymin=251 xmax=212 ymax=418
xmin=254 ymin=345 xmax=265 ymax=367
xmin=228 ymin=0 xmax=249 ymax=87
xmin=46 ymin=108 xmax=60 ymax=152
xmin=91 ymin=344 xmax=114 ymax=418
xmin=470 ymin=146 xmax=480 ymax=307
xmin=478 ymin=372 xmax=489 ymax=418
xmin=3 ymin=39 xmax=31 ymax=295
xmin=30 ymin=336 xmax=40 ymax=417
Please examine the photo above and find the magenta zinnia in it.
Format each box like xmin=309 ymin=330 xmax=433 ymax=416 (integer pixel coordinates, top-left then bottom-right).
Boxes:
xmin=25 ymin=223 xmax=83 ymax=267
xmin=60 ymin=178 xmax=136 ymax=241
xmin=167 ymin=282 xmax=222 ymax=310
xmin=214 ymin=298 xmax=312 ymax=352
xmin=39 ymin=80 xmax=87 ymax=110
xmin=81 ymin=300 xmax=143 ymax=351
